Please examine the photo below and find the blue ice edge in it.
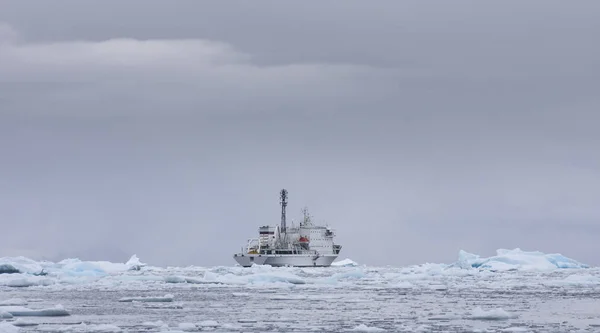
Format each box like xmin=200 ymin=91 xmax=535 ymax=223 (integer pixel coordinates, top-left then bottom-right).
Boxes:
xmin=452 ymin=248 xmax=589 ymax=270
xmin=0 ymin=248 xmax=590 ymax=277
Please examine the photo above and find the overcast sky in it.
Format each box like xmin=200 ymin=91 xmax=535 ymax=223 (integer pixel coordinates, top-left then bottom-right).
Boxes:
xmin=1 ymin=1 xmax=599 ymax=267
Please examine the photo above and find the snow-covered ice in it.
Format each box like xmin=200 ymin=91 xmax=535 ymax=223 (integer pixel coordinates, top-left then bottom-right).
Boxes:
xmin=454 ymin=248 xmax=588 ymax=271
xmin=331 ymin=258 xmax=359 ymax=267
xmin=469 ymin=307 xmax=519 ymax=320
xmin=0 ymin=248 xmax=598 ymax=332
xmin=0 ymin=322 xmax=19 ymax=333
xmin=0 ymin=305 xmax=70 ymax=317
xmin=118 ymin=294 xmax=173 ymax=303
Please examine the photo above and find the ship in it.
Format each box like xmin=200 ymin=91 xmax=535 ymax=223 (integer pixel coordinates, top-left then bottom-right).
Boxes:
xmin=233 ymin=189 xmax=342 ymax=267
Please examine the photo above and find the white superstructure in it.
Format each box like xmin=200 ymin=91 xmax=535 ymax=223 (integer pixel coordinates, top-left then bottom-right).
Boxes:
xmin=233 ymin=189 xmax=342 ymax=267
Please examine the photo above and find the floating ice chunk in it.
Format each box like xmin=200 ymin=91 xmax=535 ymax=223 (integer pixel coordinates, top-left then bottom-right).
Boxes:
xmin=469 ymin=307 xmax=518 ymax=320
xmin=331 ymin=258 xmax=359 ymax=267
xmin=395 ymin=281 xmax=413 ymax=289
xmin=118 ymin=294 xmax=174 ymax=302
xmin=58 ymin=260 xmax=117 ymax=276
xmin=231 ymin=292 xmax=249 ymax=297
xmin=4 ymin=277 xmax=54 ymax=288
xmin=429 ymin=284 xmax=448 ymax=291
xmin=560 ymin=274 xmax=600 ymax=285
xmin=320 ymin=269 xmax=365 ymax=284
xmin=177 ymin=323 xmax=197 ymax=331
xmin=501 ymin=327 xmax=529 ymax=332
xmin=221 ymin=323 xmax=243 ymax=330
xmin=205 ymin=271 xmax=305 ymax=285
xmin=197 ymin=320 xmax=219 ymax=328
xmin=0 ymin=264 xmax=20 ymax=274
xmin=125 ymin=254 xmax=146 ymax=271
xmin=248 ymin=273 xmax=305 ymax=285
xmin=269 ymin=294 xmax=307 ymax=300
xmin=36 ymin=323 xmax=121 ymax=332
xmin=0 ymin=322 xmax=19 ymax=333
xmin=349 ymin=323 xmax=386 ymax=332
xmin=12 ymin=319 xmax=38 ymax=327
xmin=0 ymin=311 xmax=13 ymax=318
xmin=1 ymin=304 xmax=70 ymax=317
xmin=455 ymin=248 xmax=588 ymax=271
xmin=57 ymin=254 xmax=149 ymax=276
xmin=141 ymin=321 xmax=169 ymax=329
xmin=1 ymin=254 xmax=154 ymax=279
xmin=164 ymin=276 xmax=187 ymax=283
xmin=0 ymin=299 xmax=27 ymax=306
xmin=84 ymin=324 xmax=122 ymax=332
xmin=429 ymin=313 xmax=461 ymax=320
xmin=0 ymin=257 xmax=44 ymax=274
xmin=164 ymin=276 xmax=219 ymax=284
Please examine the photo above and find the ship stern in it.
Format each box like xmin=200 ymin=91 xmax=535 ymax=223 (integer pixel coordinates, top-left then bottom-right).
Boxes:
xmin=233 ymin=254 xmax=269 ymax=267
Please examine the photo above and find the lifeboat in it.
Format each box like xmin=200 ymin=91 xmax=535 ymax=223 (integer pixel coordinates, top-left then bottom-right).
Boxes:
xmin=298 ymin=236 xmax=309 ymax=243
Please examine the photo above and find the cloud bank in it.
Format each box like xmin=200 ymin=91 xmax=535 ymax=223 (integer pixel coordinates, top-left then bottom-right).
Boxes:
xmin=1 ymin=4 xmax=599 ymax=268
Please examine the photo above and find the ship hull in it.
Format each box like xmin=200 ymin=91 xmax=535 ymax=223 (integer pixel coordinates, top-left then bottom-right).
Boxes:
xmin=233 ymin=254 xmax=337 ymax=267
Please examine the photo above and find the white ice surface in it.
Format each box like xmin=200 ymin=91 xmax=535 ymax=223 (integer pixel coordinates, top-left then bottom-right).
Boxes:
xmin=118 ymin=294 xmax=173 ymax=302
xmin=0 ymin=299 xmax=26 ymax=306
xmin=0 ymin=322 xmax=19 ymax=333
xmin=455 ymin=248 xmax=588 ymax=271
xmin=331 ymin=258 xmax=359 ymax=267
xmin=469 ymin=307 xmax=519 ymax=320
xmin=0 ymin=304 xmax=69 ymax=317
xmin=349 ymin=323 xmax=386 ymax=331
xmin=0 ymin=248 xmax=597 ymax=332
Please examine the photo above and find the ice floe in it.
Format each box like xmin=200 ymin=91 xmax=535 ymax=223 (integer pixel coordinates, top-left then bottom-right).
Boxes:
xmin=0 ymin=248 xmax=593 ymax=293
xmin=0 ymin=299 xmax=26 ymax=306
xmin=332 ymin=258 xmax=359 ymax=267
xmin=0 ymin=311 xmax=13 ymax=319
xmin=0 ymin=322 xmax=19 ymax=333
xmin=118 ymin=294 xmax=174 ymax=302
xmin=34 ymin=323 xmax=122 ymax=332
xmin=349 ymin=323 xmax=386 ymax=332
xmin=469 ymin=307 xmax=518 ymax=320
xmin=0 ymin=254 xmax=147 ymax=277
xmin=176 ymin=323 xmax=196 ymax=331
xmin=0 ymin=264 xmax=20 ymax=275
xmin=0 ymin=304 xmax=70 ymax=317
xmin=454 ymin=248 xmax=589 ymax=271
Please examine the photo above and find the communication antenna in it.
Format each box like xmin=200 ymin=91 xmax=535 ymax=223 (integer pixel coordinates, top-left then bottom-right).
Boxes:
xmin=280 ymin=189 xmax=288 ymax=233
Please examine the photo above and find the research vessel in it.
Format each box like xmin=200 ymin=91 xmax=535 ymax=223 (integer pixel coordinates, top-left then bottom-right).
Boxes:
xmin=233 ymin=189 xmax=342 ymax=267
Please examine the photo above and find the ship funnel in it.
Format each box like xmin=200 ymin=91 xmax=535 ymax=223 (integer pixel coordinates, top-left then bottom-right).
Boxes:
xmin=280 ymin=189 xmax=288 ymax=233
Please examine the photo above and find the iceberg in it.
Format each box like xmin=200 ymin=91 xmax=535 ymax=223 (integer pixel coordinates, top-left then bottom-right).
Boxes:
xmin=0 ymin=254 xmax=149 ymax=280
xmin=125 ymin=254 xmax=146 ymax=271
xmin=331 ymin=258 xmax=359 ymax=267
xmin=454 ymin=248 xmax=589 ymax=271
xmin=0 ymin=257 xmax=45 ymax=275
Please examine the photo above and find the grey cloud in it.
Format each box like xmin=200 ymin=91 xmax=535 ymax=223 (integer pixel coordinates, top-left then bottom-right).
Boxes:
xmin=0 ymin=1 xmax=599 ymax=267
xmin=0 ymin=26 xmax=393 ymax=119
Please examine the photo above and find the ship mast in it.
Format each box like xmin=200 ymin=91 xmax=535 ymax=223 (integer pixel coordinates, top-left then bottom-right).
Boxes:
xmin=280 ymin=189 xmax=288 ymax=233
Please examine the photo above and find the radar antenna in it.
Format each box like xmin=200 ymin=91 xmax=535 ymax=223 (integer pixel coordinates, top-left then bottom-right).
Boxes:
xmin=280 ymin=189 xmax=288 ymax=233
xmin=301 ymin=206 xmax=313 ymax=226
